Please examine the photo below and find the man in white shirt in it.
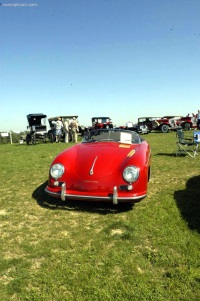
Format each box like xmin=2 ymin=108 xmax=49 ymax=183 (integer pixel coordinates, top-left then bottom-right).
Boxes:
xmin=53 ymin=117 xmax=63 ymax=142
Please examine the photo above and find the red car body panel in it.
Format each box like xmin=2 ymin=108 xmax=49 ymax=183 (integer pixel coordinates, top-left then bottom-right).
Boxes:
xmin=180 ymin=116 xmax=197 ymax=130
xmin=45 ymin=130 xmax=151 ymax=204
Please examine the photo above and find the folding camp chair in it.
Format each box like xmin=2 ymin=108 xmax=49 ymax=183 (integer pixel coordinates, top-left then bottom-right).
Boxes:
xmin=176 ymin=129 xmax=198 ymax=158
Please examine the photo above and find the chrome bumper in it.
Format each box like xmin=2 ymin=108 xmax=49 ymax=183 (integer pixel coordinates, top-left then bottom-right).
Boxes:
xmin=45 ymin=182 xmax=146 ymax=205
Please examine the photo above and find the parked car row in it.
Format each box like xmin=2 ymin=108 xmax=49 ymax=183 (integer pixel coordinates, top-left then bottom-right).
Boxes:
xmin=128 ymin=115 xmax=198 ymax=134
xmin=25 ymin=113 xmax=198 ymax=146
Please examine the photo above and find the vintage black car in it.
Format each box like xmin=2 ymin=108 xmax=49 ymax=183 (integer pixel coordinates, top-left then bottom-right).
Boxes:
xmin=26 ymin=113 xmax=49 ymax=145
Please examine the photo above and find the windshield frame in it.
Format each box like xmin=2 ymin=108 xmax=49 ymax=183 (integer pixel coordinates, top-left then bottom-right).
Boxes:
xmin=82 ymin=129 xmax=142 ymax=144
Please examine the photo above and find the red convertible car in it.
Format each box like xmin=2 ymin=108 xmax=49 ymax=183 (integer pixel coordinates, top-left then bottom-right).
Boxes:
xmin=45 ymin=129 xmax=151 ymax=205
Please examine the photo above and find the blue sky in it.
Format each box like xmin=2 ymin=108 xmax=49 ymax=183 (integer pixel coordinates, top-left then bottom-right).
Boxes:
xmin=1 ymin=0 xmax=200 ymax=132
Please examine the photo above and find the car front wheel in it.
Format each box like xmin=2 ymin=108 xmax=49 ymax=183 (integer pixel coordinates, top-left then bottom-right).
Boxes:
xmin=26 ymin=134 xmax=31 ymax=145
xmin=49 ymin=132 xmax=54 ymax=143
xmin=184 ymin=122 xmax=191 ymax=130
xmin=161 ymin=124 xmax=169 ymax=133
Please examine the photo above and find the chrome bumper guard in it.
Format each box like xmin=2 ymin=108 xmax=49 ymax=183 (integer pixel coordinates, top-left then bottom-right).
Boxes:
xmin=61 ymin=182 xmax=66 ymax=201
xmin=113 ymin=186 xmax=118 ymax=204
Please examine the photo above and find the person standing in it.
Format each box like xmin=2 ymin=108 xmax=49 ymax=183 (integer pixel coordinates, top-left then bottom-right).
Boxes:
xmin=70 ymin=117 xmax=78 ymax=143
xmin=197 ymin=110 xmax=200 ymax=129
xmin=53 ymin=117 xmax=63 ymax=142
xmin=63 ymin=118 xmax=69 ymax=143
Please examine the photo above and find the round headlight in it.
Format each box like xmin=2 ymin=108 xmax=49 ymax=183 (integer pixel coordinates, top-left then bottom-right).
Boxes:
xmin=50 ymin=163 xmax=64 ymax=179
xmin=123 ymin=166 xmax=139 ymax=183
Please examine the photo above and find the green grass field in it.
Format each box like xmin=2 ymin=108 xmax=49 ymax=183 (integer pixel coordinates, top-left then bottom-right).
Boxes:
xmin=0 ymin=132 xmax=200 ymax=301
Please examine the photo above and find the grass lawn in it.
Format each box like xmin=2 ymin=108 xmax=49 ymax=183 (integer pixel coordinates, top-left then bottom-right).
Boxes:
xmin=0 ymin=132 xmax=200 ymax=301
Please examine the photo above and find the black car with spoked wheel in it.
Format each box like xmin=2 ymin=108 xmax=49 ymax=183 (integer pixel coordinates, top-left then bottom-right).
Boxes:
xmin=26 ymin=113 xmax=50 ymax=145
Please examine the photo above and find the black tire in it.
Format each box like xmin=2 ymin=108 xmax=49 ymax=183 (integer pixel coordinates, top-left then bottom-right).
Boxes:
xmin=26 ymin=134 xmax=31 ymax=145
xmin=184 ymin=122 xmax=191 ymax=131
xmin=49 ymin=132 xmax=54 ymax=143
xmin=161 ymin=124 xmax=169 ymax=133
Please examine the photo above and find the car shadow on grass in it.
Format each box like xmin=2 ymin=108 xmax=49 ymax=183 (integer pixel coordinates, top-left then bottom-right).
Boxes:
xmin=32 ymin=181 xmax=134 ymax=214
xmin=174 ymin=175 xmax=200 ymax=233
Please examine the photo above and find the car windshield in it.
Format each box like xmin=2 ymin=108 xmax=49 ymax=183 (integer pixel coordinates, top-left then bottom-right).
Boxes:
xmin=83 ymin=129 xmax=141 ymax=144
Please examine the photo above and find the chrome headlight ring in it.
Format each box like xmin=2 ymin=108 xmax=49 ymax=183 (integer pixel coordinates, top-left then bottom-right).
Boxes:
xmin=123 ymin=165 xmax=139 ymax=183
xmin=50 ymin=163 xmax=64 ymax=180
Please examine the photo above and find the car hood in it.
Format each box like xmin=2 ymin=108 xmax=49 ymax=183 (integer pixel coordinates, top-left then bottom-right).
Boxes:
xmin=75 ymin=142 xmax=140 ymax=180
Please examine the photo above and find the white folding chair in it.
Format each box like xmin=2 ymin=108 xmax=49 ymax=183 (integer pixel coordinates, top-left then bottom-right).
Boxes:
xmin=176 ymin=130 xmax=198 ymax=158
